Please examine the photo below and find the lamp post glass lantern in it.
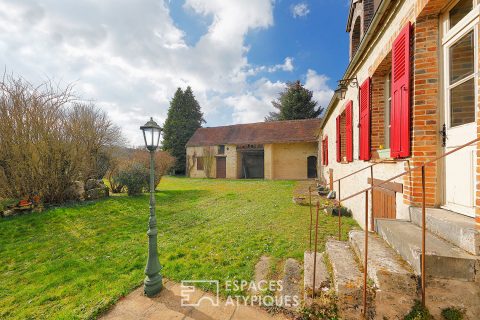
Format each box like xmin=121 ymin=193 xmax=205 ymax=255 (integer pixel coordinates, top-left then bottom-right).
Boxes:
xmin=335 ymin=77 xmax=359 ymax=100
xmin=140 ymin=117 xmax=163 ymax=297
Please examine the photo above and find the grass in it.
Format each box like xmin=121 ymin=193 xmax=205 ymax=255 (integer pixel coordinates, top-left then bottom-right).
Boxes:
xmin=0 ymin=177 xmax=358 ymax=319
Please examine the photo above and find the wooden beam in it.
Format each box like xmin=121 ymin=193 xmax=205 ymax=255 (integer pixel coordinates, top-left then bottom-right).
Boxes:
xmin=368 ymin=178 xmax=403 ymax=193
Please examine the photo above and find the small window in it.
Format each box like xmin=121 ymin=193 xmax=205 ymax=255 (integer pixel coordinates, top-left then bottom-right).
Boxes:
xmin=384 ymin=72 xmax=392 ymax=149
xmin=218 ymin=145 xmax=225 ymax=154
xmin=197 ymin=157 xmax=204 ymax=170
xmin=449 ymin=0 xmax=473 ymax=29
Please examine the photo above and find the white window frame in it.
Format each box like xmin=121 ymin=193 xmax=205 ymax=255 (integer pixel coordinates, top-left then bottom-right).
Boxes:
xmin=441 ymin=0 xmax=479 ymax=131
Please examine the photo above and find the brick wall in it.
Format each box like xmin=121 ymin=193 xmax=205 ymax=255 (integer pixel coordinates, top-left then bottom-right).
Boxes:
xmin=404 ymin=14 xmax=441 ymax=207
xmin=363 ymin=0 xmax=375 ymax=31
xmin=371 ymin=53 xmax=392 ymax=153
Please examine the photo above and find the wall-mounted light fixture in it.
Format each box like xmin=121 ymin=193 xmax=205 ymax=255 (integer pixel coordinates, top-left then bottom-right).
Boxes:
xmin=335 ymin=77 xmax=359 ymax=100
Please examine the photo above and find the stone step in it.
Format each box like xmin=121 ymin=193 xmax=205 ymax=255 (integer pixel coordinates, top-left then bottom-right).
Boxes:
xmin=303 ymin=251 xmax=330 ymax=293
xmin=325 ymin=240 xmax=364 ymax=318
xmin=376 ymin=219 xmax=479 ymax=282
xmin=349 ymin=230 xmax=417 ymax=318
xmin=410 ymin=206 xmax=480 ymax=255
xmin=278 ymin=258 xmax=301 ymax=310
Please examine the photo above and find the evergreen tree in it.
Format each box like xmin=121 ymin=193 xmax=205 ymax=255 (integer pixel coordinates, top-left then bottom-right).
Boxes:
xmin=162 ymin=87 xmax=205 ymax=174
xmin=265 ymin=80 xmax=322 ymax=121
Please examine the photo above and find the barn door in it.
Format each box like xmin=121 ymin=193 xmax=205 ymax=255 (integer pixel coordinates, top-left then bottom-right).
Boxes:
xmin=216 ymin=157 xmax=226 ymax=179
xmin=307 ymin=156 xmax=317 ymax=179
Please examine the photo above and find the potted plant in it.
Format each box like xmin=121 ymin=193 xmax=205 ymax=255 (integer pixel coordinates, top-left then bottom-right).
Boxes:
xmin=377 ymin=145 xmax=390 ymax=159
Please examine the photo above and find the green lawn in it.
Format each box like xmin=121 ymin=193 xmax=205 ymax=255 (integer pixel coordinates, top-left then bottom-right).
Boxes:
xmin=0 ymin=177 xmax=357 ymax=319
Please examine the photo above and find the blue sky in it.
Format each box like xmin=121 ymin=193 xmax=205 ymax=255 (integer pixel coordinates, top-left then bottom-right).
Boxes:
xmin=170 ymin=0 xmax=350 ymax=94
xmin=0 ymin=0 xmax=351 ymax=145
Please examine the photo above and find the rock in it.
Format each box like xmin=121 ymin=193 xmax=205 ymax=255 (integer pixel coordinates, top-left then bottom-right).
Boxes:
xmin=251 ymin=256 xmax=271 ymax=295
xmin=66 ymin=181 xmax=85 ymax=201
xmin=318 ymin=189 xmax=330 ymax=196
xmin=327 ymin=190 xmax=336 ymax=199
xmin=326 ymin=206 xmax=352 ymax=217
xmin=279 ymin=258 xmax=301 ymax=310
xmin=85 ymin=187 xmax=108 ymax=200
xmin=85 ymin=179 xmax=105 ymax=191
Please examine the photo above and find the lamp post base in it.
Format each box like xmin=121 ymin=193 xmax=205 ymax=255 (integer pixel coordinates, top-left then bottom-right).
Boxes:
xmin=144 ymin=273 xmax=163 ymax=297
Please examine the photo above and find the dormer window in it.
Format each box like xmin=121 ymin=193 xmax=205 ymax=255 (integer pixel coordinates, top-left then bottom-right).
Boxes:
xmin=351 ymin=17 xmax=362 ymax=57
xmin=347 ymin=0 xmax=378 ymax=60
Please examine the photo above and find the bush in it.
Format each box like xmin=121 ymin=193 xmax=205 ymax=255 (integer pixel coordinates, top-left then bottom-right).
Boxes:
xmin=441 ymin=307 xmax=464 ymax=320
xmin=0 ymin=75 xmax=124 ymax=204
xmin=404 ymin=300 xmax=433 ymax=320
xmin=114 ymin=163 xmax=149 ymax=196
xmin=130 ymin=150 xmax=175 ymax=186
xmin=106 ymin=149 xmax=175 ymax=193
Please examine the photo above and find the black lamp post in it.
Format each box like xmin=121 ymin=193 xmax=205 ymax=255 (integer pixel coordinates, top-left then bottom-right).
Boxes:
xmin=140 ymin=117 xmax=163 ymax=297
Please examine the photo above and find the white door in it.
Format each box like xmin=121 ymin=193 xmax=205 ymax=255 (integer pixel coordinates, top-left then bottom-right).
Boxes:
xmin=442 ymin=1 xmax=479 ymax=217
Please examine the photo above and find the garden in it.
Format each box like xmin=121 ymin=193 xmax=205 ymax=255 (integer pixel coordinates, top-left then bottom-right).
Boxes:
xmin=0 ymin=177 xmax=357 ymax=319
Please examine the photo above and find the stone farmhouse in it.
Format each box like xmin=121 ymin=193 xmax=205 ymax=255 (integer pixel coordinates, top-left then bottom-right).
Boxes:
xmin=186 ymin=119 xmax=320 ymax=180
xmin=316 ymin=0 xmax=480 ymax=316
xmin=321 ymin=0 xmax=479 ymax=239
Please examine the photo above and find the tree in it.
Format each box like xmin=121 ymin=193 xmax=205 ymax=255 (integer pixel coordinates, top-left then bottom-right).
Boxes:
xmin=162 ymin=87 xmax=205 ymax=174
xmin=265 ymin=80 xmax=322 ymax=121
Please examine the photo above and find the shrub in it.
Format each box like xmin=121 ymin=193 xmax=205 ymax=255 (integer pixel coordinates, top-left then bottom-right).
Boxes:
xmin=441 ymin=307 xmax=464 ymax=320
xmin=114 ymin=163 xmax=149 ymax=196
xmin=0 ymin=75 xmax=124 ymax=203
xmin=404 ymin=301 xmax=433 ymax=320
xmin=106 ymin=149 xmax=175 ymax=193
xmin=130 ymin=149 xmax=175 ymax=187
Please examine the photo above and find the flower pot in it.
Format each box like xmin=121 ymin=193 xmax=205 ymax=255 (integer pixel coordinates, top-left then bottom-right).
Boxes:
xmin=377 ymin=149 xmax=390 ymax=159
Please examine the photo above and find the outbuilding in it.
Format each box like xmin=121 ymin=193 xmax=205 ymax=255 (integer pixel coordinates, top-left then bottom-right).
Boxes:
xmin=186 ymin=119 xmax=320 ymax=180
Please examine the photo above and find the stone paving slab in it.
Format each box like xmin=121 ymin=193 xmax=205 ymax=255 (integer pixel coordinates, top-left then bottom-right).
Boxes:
xmin=303 ymin=251 xmax=329 ymax=292
xmin=101 ymin=279 xmax=290 ymax=320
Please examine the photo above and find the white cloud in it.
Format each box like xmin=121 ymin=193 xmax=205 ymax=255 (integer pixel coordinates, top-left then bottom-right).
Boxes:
xmin=245 ymin=57 xmax=294 ymax=76
xmin=304 ymin=69 xmax=334 ymax=111
xmin=0 ymin=0 xmax=277 ymax=145
xmin=226 ymin=78 xmax=285 ymax=123
xmin=0 ymin=0 xmax=330 ymax=146
xmin=268 ymin=57 xmax=294 ymax=72
xmin=291 ymin=3 xmax=310 ymax=18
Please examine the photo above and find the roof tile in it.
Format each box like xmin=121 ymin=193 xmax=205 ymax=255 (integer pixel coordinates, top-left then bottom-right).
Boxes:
xmin=186 ymin=119 xmax=321 ymax=147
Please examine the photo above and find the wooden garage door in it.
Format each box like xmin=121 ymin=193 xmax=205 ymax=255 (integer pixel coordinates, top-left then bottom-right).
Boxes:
xmin=216 ymin=157 xmax=226 ymax=178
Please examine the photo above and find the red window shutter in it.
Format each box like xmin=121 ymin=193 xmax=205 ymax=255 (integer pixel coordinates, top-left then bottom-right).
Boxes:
xmin=322 ymin=137 xmax=329 ymax=166
xmin=336 ymin=116 xmax=341 ymax=162
xmin=325 ymin=136 xmax=328 ymax=166
xmin=359 ymin=78 xmax=371 ymax=160
xmin=321 ymin=138 xmax=325 ymax=165
xmin=345 ymin=101 xmax=353 ymax=162
xmin=391 ymin=22 xmax=411 ymax=158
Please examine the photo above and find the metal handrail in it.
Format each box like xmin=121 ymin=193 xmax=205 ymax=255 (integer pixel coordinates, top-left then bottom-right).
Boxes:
xmin=339 ymin=137 xmax=480 ymax=203
xmin=309 ymin=136 xmax=480 ymax=317
xmin=332 ymin=159 xmax=387 ymax=183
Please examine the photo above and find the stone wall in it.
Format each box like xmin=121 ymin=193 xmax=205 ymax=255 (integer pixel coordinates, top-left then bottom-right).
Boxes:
xmin=270 ymin=142 xmax=318 ymax=180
